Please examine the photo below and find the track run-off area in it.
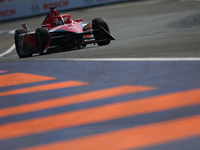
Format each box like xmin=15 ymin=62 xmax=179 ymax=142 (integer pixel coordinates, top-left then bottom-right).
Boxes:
xmin=1 ymin=0 xmax=200 ymax=150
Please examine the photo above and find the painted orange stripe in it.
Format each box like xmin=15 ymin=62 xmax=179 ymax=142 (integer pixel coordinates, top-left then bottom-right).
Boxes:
xmin=22 ymin=115 xmax=200 ymax=150
xmin=0 ymin=73 xmax=55 ymax=87
xmin=0 ymin=85 xmax=154 ymax=118
xmin=0 ymin=81 xmax=88 ymax=96
xmin=0 ymin=88 xmax=199 ymax=140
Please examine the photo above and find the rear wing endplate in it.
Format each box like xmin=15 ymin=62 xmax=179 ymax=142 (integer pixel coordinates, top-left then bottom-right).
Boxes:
xmin=21 ymin=23 xmax=31 ymax=32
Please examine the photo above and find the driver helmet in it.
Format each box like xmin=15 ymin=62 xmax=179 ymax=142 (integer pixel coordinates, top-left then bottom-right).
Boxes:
xmin=53 ymin=18 xmax=63 ymax=26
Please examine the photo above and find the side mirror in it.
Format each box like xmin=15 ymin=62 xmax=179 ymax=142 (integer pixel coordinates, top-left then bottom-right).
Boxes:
xmin=74 ymin=18 xmax=83 ymax=22
xmin=41 ymin=24 xmax=52 ymax=29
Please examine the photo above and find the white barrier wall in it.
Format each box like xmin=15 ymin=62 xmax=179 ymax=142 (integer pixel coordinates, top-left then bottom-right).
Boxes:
xmin=0 ymin=0 xmax=128 ymax=22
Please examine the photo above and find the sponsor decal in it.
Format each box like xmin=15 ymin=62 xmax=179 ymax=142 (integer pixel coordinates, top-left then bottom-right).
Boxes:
xmin=43 ymin=0 xmax=69 ymax=10
xmin=0 ymin=0 xmax=13 ymax=2
xmin=84 ymin=0 xmax=93 ymax=4
xmin=96 ymin=0 xmax=107 ymax=1
xmin=31 ymin=4 xmax=40 ymax=13
xmin=0 ymin=8 xmax=15 ymax=17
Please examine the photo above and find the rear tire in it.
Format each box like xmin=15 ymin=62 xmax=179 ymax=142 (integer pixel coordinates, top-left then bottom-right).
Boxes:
xmin=35 ymin=28 xmax=50 ymax=55
xmin=92 ymin=17 xmax=110 ymax=46
xmin=14 ymin=29 xmax=32 ymax=58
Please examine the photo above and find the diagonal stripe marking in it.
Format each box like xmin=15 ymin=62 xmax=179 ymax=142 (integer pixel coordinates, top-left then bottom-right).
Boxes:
xmin=0 ymin=88 xmax=200 ymax=140
xmin=21 ymin=114 xmax=200 ymax=150
xmin=0 ymin=85 xmax=154 ymax=118
xmin=0 ymin=81 xmax=88 ymax=97
xmin=0 ymin=73 xmax=55 ymax=87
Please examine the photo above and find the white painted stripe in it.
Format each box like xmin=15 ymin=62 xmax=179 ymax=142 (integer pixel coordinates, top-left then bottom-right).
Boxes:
xmin=0 ymin=44 xmax=15 ymax=57
xmin=40 ymin=58 xmax=200 ymax=61
xmin=8 ymin=30 xmax=15 ymax=35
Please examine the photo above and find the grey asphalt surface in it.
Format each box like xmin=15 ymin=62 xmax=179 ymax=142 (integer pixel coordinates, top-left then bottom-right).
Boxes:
xmin=0 ymin=0 xmax=200 ymax=150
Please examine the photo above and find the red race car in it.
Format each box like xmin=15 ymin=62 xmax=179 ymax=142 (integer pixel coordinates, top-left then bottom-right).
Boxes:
xmin=14 ymin=6 xmax=115 ymax=58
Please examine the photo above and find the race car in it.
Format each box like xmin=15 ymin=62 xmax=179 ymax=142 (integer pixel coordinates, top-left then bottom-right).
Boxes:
xmin=14 ymin=6 xmax=115 ymax=58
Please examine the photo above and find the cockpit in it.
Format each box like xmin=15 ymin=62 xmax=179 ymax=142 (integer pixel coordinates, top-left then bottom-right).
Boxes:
xmin=41 ymin=6 xmax=64 ymax=28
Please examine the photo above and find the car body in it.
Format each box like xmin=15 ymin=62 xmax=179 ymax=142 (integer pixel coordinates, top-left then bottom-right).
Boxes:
xmin=14 ymin=6 xmax=115 ymax=58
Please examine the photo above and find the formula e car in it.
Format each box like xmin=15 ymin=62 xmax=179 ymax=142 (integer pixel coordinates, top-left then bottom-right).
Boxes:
xmin=14 ymin=6 xmax=115 ymax=58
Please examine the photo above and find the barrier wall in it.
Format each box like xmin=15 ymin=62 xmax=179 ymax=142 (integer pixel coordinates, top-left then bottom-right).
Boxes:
xmin=0 ymin=0 xmax=128 ymax=22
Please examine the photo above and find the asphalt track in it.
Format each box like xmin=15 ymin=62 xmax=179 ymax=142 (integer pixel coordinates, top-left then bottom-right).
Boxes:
xmin=0 ymin=0 xmax=200 ymax=149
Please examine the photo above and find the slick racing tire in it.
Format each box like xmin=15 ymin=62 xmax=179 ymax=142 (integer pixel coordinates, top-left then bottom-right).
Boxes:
xmin=92 ymin=17 xmax=110 ymax=46
xmin=14 ymin=29 xmax=32 ymax=58
xmin=35 ymin=28 xmax=50 ymax=55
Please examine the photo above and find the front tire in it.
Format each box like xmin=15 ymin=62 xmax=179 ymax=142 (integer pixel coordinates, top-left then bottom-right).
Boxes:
xmin=35 ymin=28 xmax=50 ymax=55
xmin=92 ymin=17 xmax=110 ymax=46
xmin=14 ymin=29 xmax=32 ymax=58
